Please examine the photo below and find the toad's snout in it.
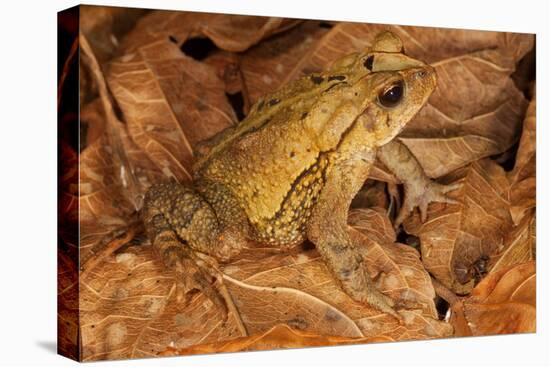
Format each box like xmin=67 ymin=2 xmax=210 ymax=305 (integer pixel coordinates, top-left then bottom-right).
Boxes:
xmin=405 ymin=65 xmax=437 ymax=97
xmin=414 ymin=65 xmax=437 ymax=87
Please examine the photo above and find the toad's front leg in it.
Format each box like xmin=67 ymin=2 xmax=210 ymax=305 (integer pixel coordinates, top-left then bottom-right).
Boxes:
xmin=378 ymin=140 xmax=460 ymax=228
xmin=306 ymin=155 xmax=400 ymax=319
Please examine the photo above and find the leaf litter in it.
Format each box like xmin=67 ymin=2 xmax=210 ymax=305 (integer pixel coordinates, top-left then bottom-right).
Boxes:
xmin=58 ymin=7 xmax=536 ymax=360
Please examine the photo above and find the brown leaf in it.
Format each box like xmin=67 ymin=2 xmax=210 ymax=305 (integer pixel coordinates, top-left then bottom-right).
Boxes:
xmin=76 ymin=101 xmax=155 ymax=260
xmin=107 ymin=40 xmax=238 ymax=182
xmin=394 ymin=29 xmax=532 ymax=177
xmin=489 ymin=213 xmax=535 ymax=274
xmin=79 ymin=244 xmax=244 ymax=361
xmin=80 ymin=34 xmax=144 ymax=209
xmin=58 ymin=250 xmax=80 ymax=360
xmin=80 ymin=208 xmax=452 ymax=360
xmin=223 ymin=246 xmax=448 ymax=341
xmin=80 ymin=5 xmax=147 ymax=64
xmin=240 ymin=20 xmax=332 ymax=103
xmin=78 ymin=6 xmax=146 ymax=106
xmin=348 ymin=207 xmax=396 ymax=244
xmin=119 ymin=10 xmax=300 ymax=55
xmin=73 ymin=121 xmax=160 ymax=267
xmin=450 ymin=261 xmax=535 ymax=336
xmin=160 ymin=324 xmax=390 ymax=356
xmin=404 ymin=159 xmax=514 ymax=294
xmin=82 ymin=98 xmax=170 ymax=187
xmin=350 ymin=181 xmax=391 ymax=212
xmin=77 ymin=136 xmax=136 ymax=259
xmin=399 ymin=82 xmax=526 ymax=178
xmin=76 ymin=98 xmax=166 ymax=234
xmin=509 ymin=86 xmax=536 ymax=224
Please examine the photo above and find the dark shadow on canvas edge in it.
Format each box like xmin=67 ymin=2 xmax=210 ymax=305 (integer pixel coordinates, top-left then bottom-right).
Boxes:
xmin=36 ymin=340 xmax=57 ymax=355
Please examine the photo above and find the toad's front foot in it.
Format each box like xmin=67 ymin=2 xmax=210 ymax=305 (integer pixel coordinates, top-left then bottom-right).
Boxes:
xmin=394 ymin=181 xmax=461 ymax=228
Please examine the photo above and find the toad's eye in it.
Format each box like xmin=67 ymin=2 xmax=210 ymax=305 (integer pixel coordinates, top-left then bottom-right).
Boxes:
xmin=378 ymin=80 xmax=404 ymax=108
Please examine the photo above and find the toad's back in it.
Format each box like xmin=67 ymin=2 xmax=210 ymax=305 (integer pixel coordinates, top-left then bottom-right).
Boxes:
xmin=195 ymin=93 xmax=340 ymax=246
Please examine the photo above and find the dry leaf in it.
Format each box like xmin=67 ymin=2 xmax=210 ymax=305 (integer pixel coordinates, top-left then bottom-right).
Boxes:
xmin=107 ymin=40 xmax=238 ymax=183
xmin=75 ymin=101 xmax=148 ymax=260
xmin=348 ymin=207 xmax=396 ymax=244
xmin=79 ymin=208 xmax=452 ymax=360
xmin=80 ymin=5 xmax=146 ymax=63
xmin=58 ymin=250 xmax=80 ymax=360
xmin=403 ymin=159 xmax=514 ymax=294
xmin=82 ymin=98 xmax=168 ymax=188
xmin=80 ymin=33 xmax=145 ymax=211
xmin=78 ymin=6 xmax=146 ymax=105
xmin=223 ymin=209 xmax=441 ymax=329
xmin=119 ymin=11 xmax=300 ymax=54
xmin=240 ymin=20 xmax=332 ymax=103
xmin=160 ymin=323 xmax=390 ymax=356
xmin=350 ymin=181 xmax=391 ymax=212
xmin=450 ymin=261 xmax=535 ymax=336
xmin=74 ymin=98 xmax=166 ymax=249
xmin=79 ymin=243 xmax=245 ymax=361
xmin=77 ymin=136 xmax=136 ymax=258
xmin=489 ymin=213 xmax=535 ymax=273
xmin=59 ymin=110 xmax=131 ymax=251
xmin=508 ymin=87 xmax=536 ymax=224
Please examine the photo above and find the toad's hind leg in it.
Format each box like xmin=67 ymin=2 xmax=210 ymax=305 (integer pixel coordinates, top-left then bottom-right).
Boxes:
xmin=142 ymin=183 xmax=245 ymax=313
xmin=143 ymin=183 xmax=245 ymax=261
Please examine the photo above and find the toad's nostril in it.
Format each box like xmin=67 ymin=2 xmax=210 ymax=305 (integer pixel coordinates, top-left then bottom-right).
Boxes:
xmin=415 ymin=70 xmax=427 ymax=79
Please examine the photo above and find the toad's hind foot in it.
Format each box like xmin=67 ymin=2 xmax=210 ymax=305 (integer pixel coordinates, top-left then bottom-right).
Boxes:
xmin=365 ymin=286 xmax=402 ymax=321
xmin=343 ymin=269 xmax=402 ymax=321
xmin=158 ymin=235 xmax=229 ymax=318
xmin=353 ymin=262 xmax=402 ymax=321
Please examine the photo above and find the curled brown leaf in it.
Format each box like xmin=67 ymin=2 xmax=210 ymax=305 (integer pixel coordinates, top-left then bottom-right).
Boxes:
xmin=404 ymin=159 xmax=514 ymax=294
xmin=450 ymin=261 xmax=535 ymax=336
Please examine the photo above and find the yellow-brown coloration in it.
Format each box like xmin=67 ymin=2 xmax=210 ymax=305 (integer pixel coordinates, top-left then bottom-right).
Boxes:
xmin=142 ymin=31 xmax=438 ymax=317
